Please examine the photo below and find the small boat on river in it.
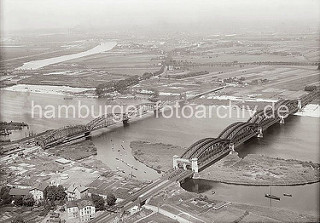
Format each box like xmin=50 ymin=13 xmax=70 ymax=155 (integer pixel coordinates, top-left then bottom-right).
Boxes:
xmin=265 ymin=194 xmax=280 ymax=200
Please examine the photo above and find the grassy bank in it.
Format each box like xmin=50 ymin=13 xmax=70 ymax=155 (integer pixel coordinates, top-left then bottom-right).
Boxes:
xmin=130 ymin=140 xmax=319 ymax=186
xmin=201 ymin=154 xmax=320 ymax=186
xmin=130 ymin=140 xmax=185 ymax=172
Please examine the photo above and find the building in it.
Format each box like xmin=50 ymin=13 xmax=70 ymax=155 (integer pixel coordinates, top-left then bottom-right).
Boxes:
xmin=87 ymin=188 xmax=108 ymax=200
xmin=66 ymin=200 xmax=95 ymax=222
xmin=29 ymin=182 xmax=49 ymax=202
xmin=9 ymin=188 xmax=30 ymax=197
xmin=67 ymin=184 xmax=89 ymax=201
xmin=66 ymin=201 xmax=79 ymax=219
xmin=78 ymin=200 xmax=95 ymax=222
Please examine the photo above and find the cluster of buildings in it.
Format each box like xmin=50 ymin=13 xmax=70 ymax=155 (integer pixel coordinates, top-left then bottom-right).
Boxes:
xmin=9 ymin=182 xmax=48 ymax=201
xmin=8 ymin=183 xmax=98 ymax=222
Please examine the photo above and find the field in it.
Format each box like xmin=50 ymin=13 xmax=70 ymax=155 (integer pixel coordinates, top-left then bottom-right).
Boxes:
xmin=201 ymin=154 xmax=320 ymax=186
xmin=130 ymin=140 xmax=185 ymax=172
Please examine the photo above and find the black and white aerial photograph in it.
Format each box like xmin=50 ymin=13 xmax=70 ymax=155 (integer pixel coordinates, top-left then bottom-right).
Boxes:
xmin=0 ymin=0 xmax=319 ymax=222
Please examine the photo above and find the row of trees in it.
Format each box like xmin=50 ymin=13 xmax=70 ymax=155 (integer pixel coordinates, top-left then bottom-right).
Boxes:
xmin=43 ymin=185 xmax=66 ymax=201
xmin=96 ymin=75 xmax=140 ymax=97
xmin=91 ymin=193 xmax=117 ymax=211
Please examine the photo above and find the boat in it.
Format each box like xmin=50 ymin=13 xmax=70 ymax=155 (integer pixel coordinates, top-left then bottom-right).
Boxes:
xmin=265 ymin=194 xmax=280 ymax=200
xmin=115 ymin=158 xmax=119 ymax=161
xmin=64 ymin=96 xmax=73 ymax=100
xmin=283 ymin=193 xmax=292 ymax=197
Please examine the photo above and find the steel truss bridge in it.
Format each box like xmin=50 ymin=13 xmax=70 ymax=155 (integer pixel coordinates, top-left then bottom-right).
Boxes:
xmin=90 ymin=89 xmax=319 ymax=222
xmin=36 ymin=102 xmax=163 ymax=149
xmin=172 ymin=89 xmax=319 ymax=174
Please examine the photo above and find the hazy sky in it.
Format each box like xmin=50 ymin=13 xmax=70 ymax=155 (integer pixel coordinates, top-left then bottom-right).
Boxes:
xmin=1 ymin=0 xmax=319 ymax=34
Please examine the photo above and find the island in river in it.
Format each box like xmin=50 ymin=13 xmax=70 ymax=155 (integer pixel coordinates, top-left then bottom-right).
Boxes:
xmin=130 ymin=140 xmax=320 ymax=186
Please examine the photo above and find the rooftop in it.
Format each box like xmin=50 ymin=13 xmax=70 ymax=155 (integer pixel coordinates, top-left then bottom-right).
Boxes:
xmin=9 ymin=188 xmax=30 ymax=196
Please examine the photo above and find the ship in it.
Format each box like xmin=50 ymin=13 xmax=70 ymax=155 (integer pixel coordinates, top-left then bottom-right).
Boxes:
xmin=265 ymin=194 xmax=280 ymax=200
xmin=283 ymin=193 xmax=292 ymax=197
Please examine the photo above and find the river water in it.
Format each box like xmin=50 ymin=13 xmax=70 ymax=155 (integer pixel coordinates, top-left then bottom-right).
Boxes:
xmin=16 ymin=41 xmax=117 ymax=70
xmin=0 ymin=90 xmax=319 ymax=215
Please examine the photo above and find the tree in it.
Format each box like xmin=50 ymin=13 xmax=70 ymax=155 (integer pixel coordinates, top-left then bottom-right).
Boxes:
xmin=106 ymin=193 xmax=116 ymax=206
xmin=91 ymin=194 xmax=105 ymax=211
xmin=23 ymin=194 xmax=35 ymax=206
xmin=44 ymin=186 xmax=56 ymax=201
xmin=13 ymin=196 xmax=23 ymax=206
xmin=0 ymin=186 xmax=12 ymax=205
xmin=44 ymin=185 xmax=66 ymax=201
xmin=56 ymin=185 xmax=66 ymax=201
xmin=11 ymin=215 xmax=25 ymax=223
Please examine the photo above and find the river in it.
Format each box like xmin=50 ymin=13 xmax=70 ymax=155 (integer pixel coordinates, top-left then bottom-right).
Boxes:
xmin=0 ymin=90 xmax=319 ymax=215
xmin=16 ymin=41 xmax=117 ymax=70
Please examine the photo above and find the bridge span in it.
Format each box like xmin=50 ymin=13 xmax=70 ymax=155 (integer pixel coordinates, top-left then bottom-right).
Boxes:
xmin=35 ymin=102 xmax=164 ymax=149
xmin=35 ymin=86 xmax=225 ymax=149
xmin=90 ymin=89 xmax=319 ymax=222
xmin=173 ymin=89 xmax=319 ymax=173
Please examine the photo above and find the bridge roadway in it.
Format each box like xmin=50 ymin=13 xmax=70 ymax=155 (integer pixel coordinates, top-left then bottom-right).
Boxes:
xmin=91 ymin=149 xmax=232 ymax=222
xmin=91 ymin=169 xmax=193 ymax=222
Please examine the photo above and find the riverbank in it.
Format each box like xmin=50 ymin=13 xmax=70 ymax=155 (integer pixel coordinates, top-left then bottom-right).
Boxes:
xmin=147 ymin=183 xmax=319 ymax=223
xmin=47 ymin=139 xmax=97 ymax=161
xmin=2 ymin=84 xmax=96 ymax=97
xmin=130 ymin=140 xmax=185 ymax=172
xmin=130 ymin=140 xmax=320 ymax=186
xmin=201 ymin=154 xmax=320 ymax=186
xmin=16 ymin=41 xmax=117 ymax=70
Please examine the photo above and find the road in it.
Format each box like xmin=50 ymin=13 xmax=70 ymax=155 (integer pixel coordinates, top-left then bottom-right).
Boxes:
xmin=91 ymin=169 xmax=193 ymax=223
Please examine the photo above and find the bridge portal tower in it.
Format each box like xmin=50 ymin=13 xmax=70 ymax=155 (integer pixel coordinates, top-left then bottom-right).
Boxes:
xmin=173 ymin=155 xmax=179 ymax=169
xmin=257 ymin=126 xmax=263 ymax=138
xmin=173 ymin=155 xmax=199 ymax=173
xmin=191 ymin=158 xmax=198 ymax=173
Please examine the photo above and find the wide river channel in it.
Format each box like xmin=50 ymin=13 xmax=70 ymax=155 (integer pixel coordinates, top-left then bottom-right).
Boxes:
xmin=0 ymin=90 xmax=319 ymax=216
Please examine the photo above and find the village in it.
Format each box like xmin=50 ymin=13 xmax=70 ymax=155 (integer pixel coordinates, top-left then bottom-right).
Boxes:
xmin=0 ymin=141 xmax=150 ymax=223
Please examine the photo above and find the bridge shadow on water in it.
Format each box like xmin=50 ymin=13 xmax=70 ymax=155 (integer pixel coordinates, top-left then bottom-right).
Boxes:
xmin=180 ymin=178 xmax=216 ymax=193
xmin=236 ymin=115 xmax=301 ymax=158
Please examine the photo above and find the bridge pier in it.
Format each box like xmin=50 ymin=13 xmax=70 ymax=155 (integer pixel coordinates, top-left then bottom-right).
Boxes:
xmin=257 ymin=126 xmax=263 ymax=138
xmin=84 ymin=131 xmax=91 ymax=139
xmin=153 ymin=108 xmax=162 ymax=117
xmin=298 ymin=99 xmax=302 ymax=112
xmin=279 ymin=117 xmax=285 ymax=124
xmin=228 ymin=143 xmax=235 ymax=154
xmin=122 ymin=119 xmax=129 ymax=126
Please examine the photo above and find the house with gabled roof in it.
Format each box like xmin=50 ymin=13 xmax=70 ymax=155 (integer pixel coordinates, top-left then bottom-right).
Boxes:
xmin=29 ymin=182 xmax=49 ymax=202
xmin=9 ymin=188 xmax=30 ymax=197
xmin=66 ymin=184 xmax=88 ymax=201
xmin=66 ymin=199 xmax=95 ymax=222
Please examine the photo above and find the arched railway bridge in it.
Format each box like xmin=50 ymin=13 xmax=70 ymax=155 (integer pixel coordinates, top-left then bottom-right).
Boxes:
xmin=36 ymin=102 xmax=163 ymax=149
xmin=90 ymin=89 xmax=319 ymax=223
xmin=172 ymin=89 xmax=319 ymax=175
